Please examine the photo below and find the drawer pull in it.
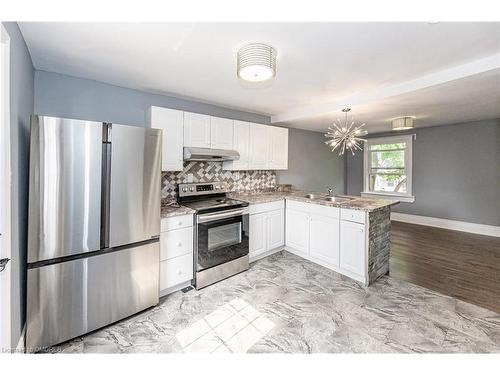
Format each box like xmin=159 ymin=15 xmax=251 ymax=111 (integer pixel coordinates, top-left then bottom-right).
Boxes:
xmin=178 ymin=270 xmax=183 ymax=275
xmin=177 ymin=242 xmax=182 ymax=247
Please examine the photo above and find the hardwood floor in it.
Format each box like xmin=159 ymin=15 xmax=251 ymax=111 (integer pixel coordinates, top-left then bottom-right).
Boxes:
xmin=390 ymin=221 xmax=500 ymax=313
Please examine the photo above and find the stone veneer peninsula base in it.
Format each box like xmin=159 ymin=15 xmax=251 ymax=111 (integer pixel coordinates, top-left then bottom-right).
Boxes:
xmin=367 ymin=207 xmax=391 ymax=285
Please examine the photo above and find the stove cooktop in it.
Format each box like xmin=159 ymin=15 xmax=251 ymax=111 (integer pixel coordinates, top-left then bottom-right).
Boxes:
xmin=181 ymin=198 xmax=248 ymax=213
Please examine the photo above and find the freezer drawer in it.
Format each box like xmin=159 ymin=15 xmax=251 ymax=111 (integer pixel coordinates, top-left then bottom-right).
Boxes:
xmin=28 ymin=116 xmax=103 ymax=263
xmin=26 ymin=242 xmax=159 ymax=351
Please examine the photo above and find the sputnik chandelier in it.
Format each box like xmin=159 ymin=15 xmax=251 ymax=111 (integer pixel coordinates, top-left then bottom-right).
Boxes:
xmin=324 ymin=108 xmax=368 ymax=156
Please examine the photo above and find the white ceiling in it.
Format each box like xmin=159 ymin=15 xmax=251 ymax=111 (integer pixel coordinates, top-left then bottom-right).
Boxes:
xmin=19 ymin=22 xmax=500 ymax=133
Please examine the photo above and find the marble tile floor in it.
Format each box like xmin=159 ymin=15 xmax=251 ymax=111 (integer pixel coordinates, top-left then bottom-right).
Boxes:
xmin=45 ymin=251 xmax=500 ymax=353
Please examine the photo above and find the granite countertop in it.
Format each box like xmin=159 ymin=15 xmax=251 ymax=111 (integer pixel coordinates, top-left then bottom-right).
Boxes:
xmin=160 ymin=189 xmax=398 ymax=218
xmin=229 ymin=190 xmax=399 ymax=212
xmin=228 ymin=191 xmax=289 ymax=204
xmin=161 ymin=203 xmax=196 ymax=218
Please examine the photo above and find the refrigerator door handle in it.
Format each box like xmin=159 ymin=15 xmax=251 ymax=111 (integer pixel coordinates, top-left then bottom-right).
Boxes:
xmin=100 ymin=123 xmax=112 ymax=249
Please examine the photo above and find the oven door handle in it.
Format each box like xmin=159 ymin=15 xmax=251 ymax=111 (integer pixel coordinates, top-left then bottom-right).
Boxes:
xmin=197 ymin=207 xmax=249 ymax=223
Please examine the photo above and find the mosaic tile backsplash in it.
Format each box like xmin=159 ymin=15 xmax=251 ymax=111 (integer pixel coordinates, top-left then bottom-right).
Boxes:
xmin=162 ymin=161 xmax=277 ymax=199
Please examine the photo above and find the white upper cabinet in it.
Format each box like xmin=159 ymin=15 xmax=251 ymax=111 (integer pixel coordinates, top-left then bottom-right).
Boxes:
xmin=223 ymin=120 xmax=250 ymax=170
xmin=249 ymin=123 xmax=270 ymax=170
xmin=148 ymin=106 xmax=288 ymax=171
xmin=184 ymin=112 xmax=211 ymax=148
xmin=146 ymin=106 xmax=184 ymax=171
xmin=268 ymin=126 xmax=289 ymax=170
xmin=210 ymin=117 xmax=234 ymax=150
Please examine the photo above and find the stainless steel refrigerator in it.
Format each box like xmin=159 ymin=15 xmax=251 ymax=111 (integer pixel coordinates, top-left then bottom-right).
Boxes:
xmin=26 ymin=115 xmax=162 ymax=350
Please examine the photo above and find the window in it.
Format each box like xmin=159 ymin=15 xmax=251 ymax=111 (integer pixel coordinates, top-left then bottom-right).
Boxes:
xmin=362 ymin=135 xmax=414 ymax=202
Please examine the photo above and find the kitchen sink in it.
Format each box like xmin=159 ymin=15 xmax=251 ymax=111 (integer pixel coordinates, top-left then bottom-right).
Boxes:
xmin=322 ymin=196 xmax=354 ymax=203
xmin=303 ymin=193 xmax=355 ymax=204
xmin=303 ymin=193 xmax=318 ymax=199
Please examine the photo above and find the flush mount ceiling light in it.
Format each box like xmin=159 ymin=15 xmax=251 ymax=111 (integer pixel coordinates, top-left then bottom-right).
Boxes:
xmin=237 ymin=43 xmax=277 ymax=82
xmin=392 ymin=116 xmax=415 ymax=131
xmin=325 ymin=108 xmax=368 ymax=156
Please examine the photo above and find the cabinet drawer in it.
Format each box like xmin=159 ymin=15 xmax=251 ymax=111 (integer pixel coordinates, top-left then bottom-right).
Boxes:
xmin=306 ymin=202 xmax=339 ymax=219
xmin=161 ymin=214 xmax=193 ymax=232
xmin=249 ymin=200 xmax=284 ymax=215
xmin=340 ymin=208 xmax=366 ymax=224
xmin=159 ymin=254 xmax=193 ymax=290
xmin=285 ymin=200 xmax=312 ymax=213
xmin=160 ymin=227 xmax=193 ymax=261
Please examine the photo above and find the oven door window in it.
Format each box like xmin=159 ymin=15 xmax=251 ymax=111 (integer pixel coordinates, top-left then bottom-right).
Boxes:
xmin=197 ymin=215 xmax=249 ymax=271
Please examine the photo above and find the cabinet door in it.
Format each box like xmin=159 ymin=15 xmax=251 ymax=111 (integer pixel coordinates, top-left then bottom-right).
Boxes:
xmin=149 ymin=107 xmax=184 ymax=171
xmin=285 ymin=209 xmax=309 ymax=255
xmin=309 ymin=214 xmax=340 ymax=266
xmin=268 ymin=126 xmax=289 ymax=170
xmin=210 ymin=117 xmax=234 ymax=150
xmin=249 ymin=213 xmax=267 ymax=257
xmin=267 ymin=209 xmax=284 ymax=250
xmin=223 ymin=120 xmax=249 ymax=170
xmin=339 ymin=221 xmax=366 ymax=276
xmin=184 ymin=112 xmax=211 ymax=148
xmin=248 ymin=123 xmax=269 ymax=170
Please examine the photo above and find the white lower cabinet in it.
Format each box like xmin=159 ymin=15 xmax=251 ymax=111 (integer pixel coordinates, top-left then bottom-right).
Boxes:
xmin=159 ymin=215 xmax=194 ymax=295
xmin=267 ymin=209 xmax=285 ymax=250
xmin=285 ymin=202 xmax=367 ymax=284
xmin=285 ymin=209 xmax=309 ymax=255
xmin=160 ymin=227 xmax=193 ymax=261
xmin=309 ymin=214 xmax=340 ymax=267
xmin=339 ymin=220 xmax=366 ymax=277
xmin=160 ymin=253 xmax=193 ymax=291
xmin=249 ymin=212 xmax=267 ymax=257
xmin=249 ymin=201 xmax=285 ymax=260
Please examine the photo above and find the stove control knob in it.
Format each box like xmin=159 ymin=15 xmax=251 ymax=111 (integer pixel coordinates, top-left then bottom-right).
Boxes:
xmin=189 ymin=187 xmax=195 ymax=192
xmin=182 ymin=187 xmax=187 ymax=192
xmin=215 ymin=185 xmax=220 ymax=190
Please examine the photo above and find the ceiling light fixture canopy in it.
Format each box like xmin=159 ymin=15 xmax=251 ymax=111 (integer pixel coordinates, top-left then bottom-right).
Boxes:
xmin=392 ymin=116 xmax=415 ymax=130
xmin=325 ymin=108 xmax=368 ymax=156
xmin=237 ymin=43 xmax=276 ymax=82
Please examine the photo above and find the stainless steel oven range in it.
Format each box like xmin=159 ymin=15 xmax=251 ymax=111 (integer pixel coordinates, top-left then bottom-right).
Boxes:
xmin=177 ymin=182 xmax=249 ymax=289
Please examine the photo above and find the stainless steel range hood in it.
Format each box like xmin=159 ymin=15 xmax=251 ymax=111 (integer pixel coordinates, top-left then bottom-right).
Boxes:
xmin=183 ymin=147 xmax=240 ymax=161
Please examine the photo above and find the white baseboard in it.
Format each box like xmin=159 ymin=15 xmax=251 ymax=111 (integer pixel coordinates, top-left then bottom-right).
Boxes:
xmin=391 ymin=212 xmax=500 ymax=237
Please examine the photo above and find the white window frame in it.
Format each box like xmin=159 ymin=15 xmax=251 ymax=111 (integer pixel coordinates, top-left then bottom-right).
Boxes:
xmin=361 ymin=134 xmax=415 ymax=203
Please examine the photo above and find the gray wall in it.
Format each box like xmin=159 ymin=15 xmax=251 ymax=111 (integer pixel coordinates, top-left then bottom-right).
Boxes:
xmin=34 ymin=70 xmax=270 ymax=126
xmin=346 ymin=120 xmax=500 ymax=226
xmin=2 ymin=22 xmax=34 ymax=348
xmin=277 ymin=128 xmax=345 ymax=193
xmin=35 ymin=70 xmax=345 ymax=193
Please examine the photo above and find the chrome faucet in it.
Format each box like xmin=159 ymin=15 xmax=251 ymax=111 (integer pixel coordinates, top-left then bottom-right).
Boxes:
xmin=327 ymin=187 xmax=335 ymax=197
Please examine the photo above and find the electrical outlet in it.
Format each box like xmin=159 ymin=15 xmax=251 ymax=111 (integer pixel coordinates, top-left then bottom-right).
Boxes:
xmin=187 ymin=173 xmax=193 ymax=183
